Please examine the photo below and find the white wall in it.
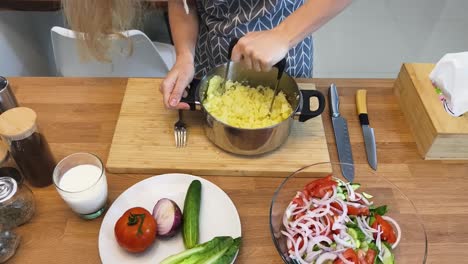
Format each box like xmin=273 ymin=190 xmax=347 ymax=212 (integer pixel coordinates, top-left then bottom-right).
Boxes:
xmin=0 ymin=11 xmax=64 ymax=76
xmin=313 ymin=0 xmax=468 ymax=78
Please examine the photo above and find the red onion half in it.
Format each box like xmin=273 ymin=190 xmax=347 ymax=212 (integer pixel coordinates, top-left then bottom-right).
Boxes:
xmin=152 ymin=198 xmax=183 ymax=238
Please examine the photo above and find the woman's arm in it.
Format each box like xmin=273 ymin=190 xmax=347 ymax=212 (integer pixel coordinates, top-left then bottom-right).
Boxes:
xmin=231 ymin=0 xmax=352 ymax=72
xmin=160 ymin=0 xmax=199 ymax=109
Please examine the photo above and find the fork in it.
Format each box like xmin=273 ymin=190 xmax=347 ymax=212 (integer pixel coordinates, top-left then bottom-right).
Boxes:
xmin=174 ymin=110 xmax=187 ymax=148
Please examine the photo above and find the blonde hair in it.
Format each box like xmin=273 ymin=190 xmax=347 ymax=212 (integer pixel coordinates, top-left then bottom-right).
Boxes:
xmin=62 ymin=0 xmax=141 ymax=61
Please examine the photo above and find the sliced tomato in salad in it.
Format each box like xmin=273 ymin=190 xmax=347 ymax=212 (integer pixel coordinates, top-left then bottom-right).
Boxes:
xmin=356 ymin=248 xmax=377 ymax=264
xmin=357 ymin=249 xmax=367 ymax=264
xmin=288 ymin=234 xmax=305 ymax=252
xmin=365 ymin=248 xmax=377 ymax=264
xmin=324 ymin=214 xmax=340 ymax=235
xmin=293 ymin=211 xmax=306 ymax=221
xmin=372 ymin=214 xmax=397 ymax=244
xmin=333 ymin=248 xmax=358 ymax=264
xmin=305 ymin=175 xmax=337 ymax=198
xmin=331 ymin=202 xmax=370 ymax=216
xmin=347 ymin=205 xmax=370 ymax=216
xmin=292 ymin=196 xmax=306 ymax=207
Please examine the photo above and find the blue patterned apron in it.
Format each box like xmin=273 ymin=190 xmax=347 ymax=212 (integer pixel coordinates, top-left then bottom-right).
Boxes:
xmin=194 ymin=0 xmax=313 ymax=78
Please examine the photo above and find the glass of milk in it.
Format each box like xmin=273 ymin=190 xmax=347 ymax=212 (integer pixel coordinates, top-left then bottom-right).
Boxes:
xmin=53 ymin=153 xmax=108 ymax=220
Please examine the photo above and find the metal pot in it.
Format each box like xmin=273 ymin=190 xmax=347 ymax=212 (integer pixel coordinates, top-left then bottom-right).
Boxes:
xmin=182 ymin=62 xmax=326 ymax=155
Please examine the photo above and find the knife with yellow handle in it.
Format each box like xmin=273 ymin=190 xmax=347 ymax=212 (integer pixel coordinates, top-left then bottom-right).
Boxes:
xmin=356 ymin=90 xmax=377 ymax=170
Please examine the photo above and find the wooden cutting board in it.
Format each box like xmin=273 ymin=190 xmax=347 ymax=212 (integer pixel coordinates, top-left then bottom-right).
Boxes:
xmin=106 ymin=78 xmax=331 ymax=176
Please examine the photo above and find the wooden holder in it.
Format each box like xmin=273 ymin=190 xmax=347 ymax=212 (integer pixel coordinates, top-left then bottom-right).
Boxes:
xmin=394 ymin=63 xmax=468 ymax=160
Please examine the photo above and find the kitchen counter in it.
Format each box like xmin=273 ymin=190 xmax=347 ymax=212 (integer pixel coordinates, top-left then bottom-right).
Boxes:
xmin=5 ymin=77 xmax=467 ymax=263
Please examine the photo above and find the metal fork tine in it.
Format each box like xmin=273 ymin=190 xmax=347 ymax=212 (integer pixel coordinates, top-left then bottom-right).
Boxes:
xmin=174 ymin=109 xmax=187 ymax=148
xmin=180 ymin=130 xmax=184 ymax=148
xmin=177 ymin=130 xmax=182 ymax=148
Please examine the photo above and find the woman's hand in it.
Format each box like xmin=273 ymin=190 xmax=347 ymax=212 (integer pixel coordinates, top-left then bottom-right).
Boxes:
xmin=231 ymin=28 xmax=290 ymax=72
xmin=160 ymin=55 xmax=195 ymax=109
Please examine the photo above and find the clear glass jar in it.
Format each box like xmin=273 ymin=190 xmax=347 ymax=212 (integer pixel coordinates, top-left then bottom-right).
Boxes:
xmin=0 ymin=177 xmax=35 ymax=229
xmin=0 ymin=107 xmax=56 ymax=187
xmin=0 ymin=141 xmax=23 ymax=185
xmin=0 ymin=229 xmax=20 ymax=263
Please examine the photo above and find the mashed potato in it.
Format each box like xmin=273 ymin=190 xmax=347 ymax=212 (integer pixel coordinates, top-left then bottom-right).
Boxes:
xmin=203 ymin=75 xmax=293 ymax=129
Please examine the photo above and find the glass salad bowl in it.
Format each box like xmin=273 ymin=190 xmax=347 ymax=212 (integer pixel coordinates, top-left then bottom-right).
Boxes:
xmin=269 ymin=162 xmax=427 ymax=264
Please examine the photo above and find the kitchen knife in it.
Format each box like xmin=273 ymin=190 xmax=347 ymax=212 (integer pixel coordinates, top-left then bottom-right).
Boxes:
xmin=356 ymin=90 xmax=377 ymax=170
xmin=329 ymin=84 xmax=355 ymax=182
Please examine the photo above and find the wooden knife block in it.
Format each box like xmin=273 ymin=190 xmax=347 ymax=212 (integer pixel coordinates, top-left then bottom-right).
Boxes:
xmin=394 ymin=63 xmax=468 ymax=160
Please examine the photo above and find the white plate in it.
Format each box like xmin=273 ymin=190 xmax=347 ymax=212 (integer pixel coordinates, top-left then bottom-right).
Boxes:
xmin=98 ymin=173 xmax=242 ymax=263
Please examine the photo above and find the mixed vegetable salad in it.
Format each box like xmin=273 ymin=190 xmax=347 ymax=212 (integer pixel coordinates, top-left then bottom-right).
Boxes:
xmin=282 ymin=176 xmax=401 ymax=264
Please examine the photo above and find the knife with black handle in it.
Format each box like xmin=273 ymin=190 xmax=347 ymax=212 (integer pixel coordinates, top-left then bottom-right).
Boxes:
xmin=356 ymin=89 xmax=377 ymax=170
xmin=329 ymin=84 xmax=355 ymax=182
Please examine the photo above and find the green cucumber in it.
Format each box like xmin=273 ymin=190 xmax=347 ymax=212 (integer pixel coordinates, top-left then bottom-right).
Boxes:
xmin=183 ymin=180 xmax=202 ymax=249
xmin=360 ymin=241 xmax=369 ymax=251
xmin=337 ymin=193 xmax=346 ymax=200
xmin=347 ymin=228 xmax=361 ymax=248
xmin=381 ymin=242 xmax=395 ymax=264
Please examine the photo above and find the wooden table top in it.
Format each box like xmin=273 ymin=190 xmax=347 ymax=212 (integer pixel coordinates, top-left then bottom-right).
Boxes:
xmin=5 ymin=77 xmax=468 ymax=263
xmin=0 ymin=0 xmax=168 ymax=11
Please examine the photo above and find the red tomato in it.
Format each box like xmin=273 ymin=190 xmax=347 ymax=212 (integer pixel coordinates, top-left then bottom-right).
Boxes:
xmin=293 ymin=211 xmax=306 ymax=221
xmin=331 ymin=201 xmax=343 ymax=211
xmin=288 ymin=234 xmax=305 ymax=252
xmin=331 ymin=202 xmax=370 ymax=216
xmin=305 ymin=175 xmax=337 ymax=198
xmin=333 ymin=248 xmax=358 ymax=264
xmin=114 ymin=207 xmax=157 ymax=253
xmin=365 ymin=249 xmax=377 ymax=264
xmin=371 ymin=214 xmax=397 ymax=244
xmin=292 ymin=196 xmax=306 ymax=207
xmin=357 ymin=249 xmax=368 ymax=264
xmin=325 ymin=214 xmax=340 ymax=235
xmin=347 ymin=204 xmax=370 ymax=216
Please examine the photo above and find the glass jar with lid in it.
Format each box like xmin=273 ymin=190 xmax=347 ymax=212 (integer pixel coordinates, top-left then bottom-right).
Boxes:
xmin=0 ymin=107 xmax=56 ymax=187
xmin=0 ymin=140 xmax=23 ymax=185
xmin=0 ymin=177 xmax=35 ymax=229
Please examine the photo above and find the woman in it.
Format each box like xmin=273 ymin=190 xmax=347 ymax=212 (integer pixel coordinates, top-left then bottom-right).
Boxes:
xmin=62 ymin=0 xmax=351 ymax=108
xmin=162 ymin=0 xmax=352 ymax=109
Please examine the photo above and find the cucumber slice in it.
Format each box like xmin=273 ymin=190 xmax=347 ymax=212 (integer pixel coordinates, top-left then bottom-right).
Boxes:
xmin=337 ymin=193 xmax=346 ymax=200
xmin=347 ymin=228 xmax=360 ymax=248
xmin=360 ymin=241 xmax=369 ymax=251
xmin=351 ymin=183 xmax=361 ymax=191
xmin=381 ymin=242 xmax=395 ymax=264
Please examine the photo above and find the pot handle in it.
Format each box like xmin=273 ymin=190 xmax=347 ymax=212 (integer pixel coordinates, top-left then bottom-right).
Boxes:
xmin=180 ymin=78 xmax=201 ymax=111
xmin=297 ymin=90 xmax=326 ymax=122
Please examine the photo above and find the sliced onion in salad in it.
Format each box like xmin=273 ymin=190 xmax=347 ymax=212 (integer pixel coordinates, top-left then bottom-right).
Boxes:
xmin=315 ymin=252 xmax=338 ymax=264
